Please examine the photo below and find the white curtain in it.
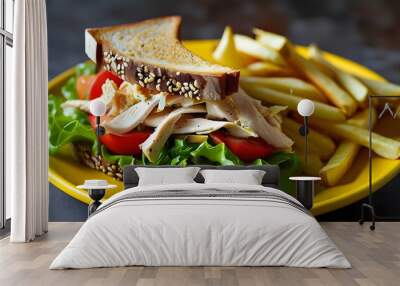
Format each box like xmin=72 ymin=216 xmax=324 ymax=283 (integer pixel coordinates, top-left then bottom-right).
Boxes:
xmin=8 ymin=0 xmax=49 ymax=242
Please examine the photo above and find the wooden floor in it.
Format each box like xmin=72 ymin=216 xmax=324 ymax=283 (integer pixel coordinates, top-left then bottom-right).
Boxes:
xmin=0 ymin=222 xmax=399 ymax=286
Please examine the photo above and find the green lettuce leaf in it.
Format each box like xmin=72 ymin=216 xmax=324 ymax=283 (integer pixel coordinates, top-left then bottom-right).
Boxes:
xmin=169 ymin=139 xmax=198 ymax=166
xmin=101 ymin=146 xmax=138 ymax=167
xmin=49 ymin=119 xmax=96 ymax=155
xmin=190 ymin=141 xmax=242 ymax=166
xmin=60 ymin=62 xmax=96 ymax=101
xmin=252 ymin=158 xmax=268 ymax=166
xmin=266 ymin=152 xmax=300 ymax=195
xmin=75 ymin=62 xmax=96 ymax=77
xmin=48 ymin=94 xmax=96 ymax=155
xmin=61 ymin=77 xmax=78 ymax=100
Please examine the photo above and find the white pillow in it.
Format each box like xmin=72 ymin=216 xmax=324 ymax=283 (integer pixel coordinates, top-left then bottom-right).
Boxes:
xmin=200 ymin=169 xmax=266 ymax=185
xmin=135 ymin=167 xmax=200 ymax=186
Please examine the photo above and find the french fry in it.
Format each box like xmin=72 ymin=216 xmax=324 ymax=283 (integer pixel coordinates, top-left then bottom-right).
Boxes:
xmin=240 ymin=83 xmax=346 ymax=122
xmin=309 ymin=111 xmax=400 ymax=160
xmin=285 ymin=44 xmax=358 ymax=116
xmin=242 ymin=62 xmax=297 ymax=77
xmin=320 ymin=142 xmax=360 ymax=186
xmin=212 ymin=26 xmax=246 ymax=69
xmin=319 ymin=109 xmax=377 ymax=186
xmin=283 ymin=118 xmax=336 ymax=160
xmin=234 ymin=34 xmax=286 ymax=66
xmin=296 ymin=150 xmax=324 ymax=177
xmin=253 ymin=28 xmax=288 ymax=52
xmin=308 ymin=45 xmax=368 ymax=104
xmin=359 ymin=77 xmax=400 ymax=97
xmin=347 ymin=108 xmax=377 ymax=127
xmin=240 ymin=76 xmax=328 ymax=103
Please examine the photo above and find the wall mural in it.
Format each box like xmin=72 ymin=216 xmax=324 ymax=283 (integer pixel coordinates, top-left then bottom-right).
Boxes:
xmin=48 ymin=18 xmax=400 ymax=216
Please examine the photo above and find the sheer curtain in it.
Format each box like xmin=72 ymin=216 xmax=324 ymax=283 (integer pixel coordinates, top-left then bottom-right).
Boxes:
xmin=8 ymin=0 xmax=48 ymax=242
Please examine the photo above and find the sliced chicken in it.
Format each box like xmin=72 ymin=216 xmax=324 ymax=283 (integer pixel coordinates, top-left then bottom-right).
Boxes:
xmin=143 ymin=109 xmax=172 ymax=127
xmin=144 ymin=105 xmax=206 ymax=128
xmin=108 ymin=91 xmax=138 ymax=117
xmin=173 ymin=118 xmax=258 ymax=138
xmin=166 ymin=94 xmax=205 ymax=107
xmin=141 ymin=106 xmax=207 ymax=162
xmin=206 ymin=97 xmax=237 ymax=122
xmin=61 ymin=79 xmax=118 ymax=114
xmin=156 ymin=92 xmax=168 ymax=112
xmin=249 ymin=97 xmax=287 ymax=128
xmin=103 ymin=94 xmax=162 ymax=134
xmin=119 ymin=82 xmax=152 ymax=102
xmin=231 ymin=89 xmax=293 ymax=148
xmin=100 ymin=79 xmax=118 ymax=107
xmin=61 ymin=100 xmax=90 ymax=112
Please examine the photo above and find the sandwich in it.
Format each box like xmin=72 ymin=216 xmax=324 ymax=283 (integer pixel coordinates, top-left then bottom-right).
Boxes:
xmin=52 ymin=16 xmax=294 ymax=180
xmin=85 ymin=16 xmax=240 ymax=101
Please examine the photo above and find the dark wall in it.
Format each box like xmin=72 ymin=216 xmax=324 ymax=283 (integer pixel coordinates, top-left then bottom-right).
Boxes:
xmin=47 ymin=0 xmax=400 ymax=221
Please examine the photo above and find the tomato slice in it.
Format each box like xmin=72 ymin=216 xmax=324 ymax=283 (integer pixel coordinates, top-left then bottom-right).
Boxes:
xmin=89 ymin=71 xmax=124 ymax=100
xmin=209 ymin=131 xmax=275 ymax=162
xmin=89 ymin=115 xmax=151 ymax=156
xmin=76 ymin=75 xmax=95 ymax=100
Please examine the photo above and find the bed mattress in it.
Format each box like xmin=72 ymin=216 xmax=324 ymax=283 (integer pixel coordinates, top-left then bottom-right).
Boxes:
xmin=50 ymin=183 xmax=350 ymax=269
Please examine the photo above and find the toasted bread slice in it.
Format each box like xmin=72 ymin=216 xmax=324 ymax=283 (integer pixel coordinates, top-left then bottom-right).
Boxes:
xmin=85 ymin=16 xmax=240 ymax=100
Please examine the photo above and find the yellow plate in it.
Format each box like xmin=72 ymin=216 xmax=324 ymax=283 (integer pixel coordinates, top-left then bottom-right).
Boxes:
xmin=49 ymin=40 xmax=400 ymax=215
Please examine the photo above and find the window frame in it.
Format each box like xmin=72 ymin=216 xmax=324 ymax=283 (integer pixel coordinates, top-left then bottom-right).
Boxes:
xmin=0 ymin=0 xmax=13 ymax=230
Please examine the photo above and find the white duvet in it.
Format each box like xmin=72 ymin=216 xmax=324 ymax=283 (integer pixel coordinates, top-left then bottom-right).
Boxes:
xmin=50 ymin=183 xmax=350 ymax=269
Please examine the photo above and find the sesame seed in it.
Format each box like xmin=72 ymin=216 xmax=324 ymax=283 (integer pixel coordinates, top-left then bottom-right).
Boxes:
xmin=194 ymin=80 xmax=199 ymax=88
xmin=193 ymin=90 xmax=199 ymax=95
xmin=156 ymin=84 xmax=161 ymax=91
xmin=168 ymin=86 xmax=173 ymax=93
xmin=111 ymin=62 xmax=117 ymax=72
xmin=188 ymin=91 xmax=193 ymax=97
xmin=189 ymin=84 xmax=196 ymax=91
xmin=185 ymin=86 xmax=190 ymax=91
xmin=139 ymin=80 xmax=145 ymax=87
xmin=149 ymin=72 xmax=156 ymax=78
xmin=196 ymin=96 xmax=201 ymax=100
xmin=176 ymin=72 xmax=181 ymax=76
xmin=176 ymin=82 xmax=182 ymax=88
xmin=183 ymin=82 xmax=189 ymax=87
xmin=144 ymin=66 xmax=149 ymax=73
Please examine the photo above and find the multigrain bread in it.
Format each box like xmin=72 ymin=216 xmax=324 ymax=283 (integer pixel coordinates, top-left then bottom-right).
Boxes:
xmin=85 ymin=16 xmax=240 ymax=100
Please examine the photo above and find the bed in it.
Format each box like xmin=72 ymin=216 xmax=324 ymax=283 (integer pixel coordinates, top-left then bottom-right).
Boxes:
xmin=50 ymin=165 xmax=350 ymax=269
